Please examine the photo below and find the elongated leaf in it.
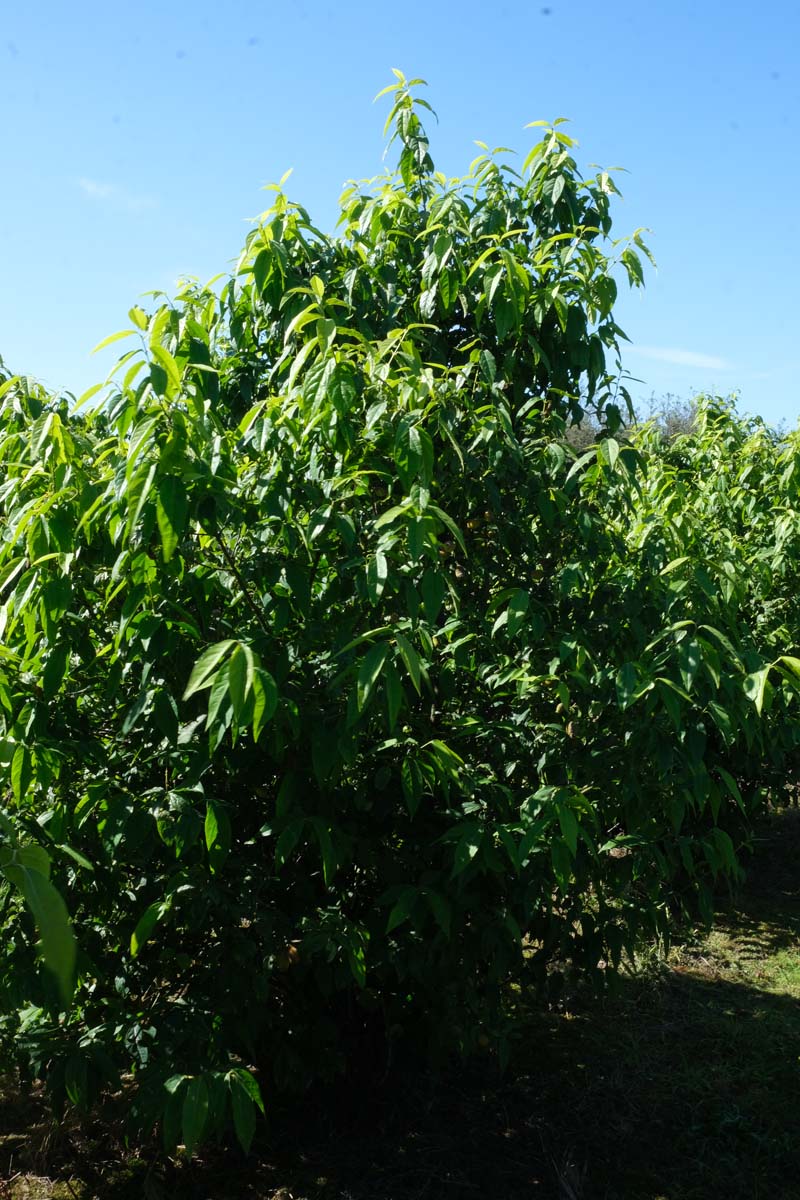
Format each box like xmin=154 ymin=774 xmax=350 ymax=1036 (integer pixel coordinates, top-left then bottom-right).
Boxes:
xmin=206 ymin=663 xmax=233 ymax=733
xmin=744 ymin=665 xmax=771 ymax=715
xmin=451 ymin=828 xmax=481 ymax=878
xmin=131 ymin=900 xmax=166 ymax=957
xmin=182 ymin=1076 xmax=209 ymax=1156
xmin=151 ymin=343 xmax=182 ymax=393
xmin=507 ymin=589 xmax=529 ymax=637
xmin=598 ymin=437 xmax=619 ymax=470
xmin=615 ymin=663 xmax=638 ymax=710
xmin=557 ymin=804 xmax=578 ymax=858
xmin=91 ymin=328 xmax=138 ymax=354
xmin=227 ymin=645 xmax=248 ymax=722
xmin=357 ymin=642 xmax=390 ymax=712
xmin=421 ymin=569 xmax=446 ymax=623
xmin=183 ymin=641 xmax=236 ymax=699
xmin=156 ymin=476 xmax=189 ymax=562
xmin=394 ymin=632 xmax=421 ymax=694
xmin=366 ymin=550 xmax=388 ymax=605
xmin=251 ymin=669 xmax=278 ymax=741
xmin=401 ymin=758 xmax=424 ymax=818
xmin=205 ymin=801 xmax=232 ymax=873
xmin=386 ymin=887 xmax=417 ymax=933
xmin=374 ymin=503 xmax=412 ymax=529
xmin=11 ymin=744 xmax=31 ymax=803
xmin=427 ymin=504 xmax=467 ymax=555
xmin=778 ymin=655 xmax=800 ymax=684
xmin=716 ymin=766 xmax=744 ymax=811
xmin=310 ymin=817 xmax=337 ymax=886
xmin=230 ymin=1079 xmax=256 ymax=1154
xmin=678 ymin=638 xmax=702 ymax=693
xmin=19 ymin=866 xmax=76 ymax=1002
xmin=15 ymin=844 xmax=51 ymax=878
xmin=229 ymin=1067 xmax=266 ymax=1113
xmin=384 ymin=659 xmax=403 ymax=730
xmin=425 ymin=890 xmax=451 ymax=937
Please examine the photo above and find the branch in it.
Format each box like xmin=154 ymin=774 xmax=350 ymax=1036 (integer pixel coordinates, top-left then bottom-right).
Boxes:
xmin=213 ymin=531 xmax=272 ymax=640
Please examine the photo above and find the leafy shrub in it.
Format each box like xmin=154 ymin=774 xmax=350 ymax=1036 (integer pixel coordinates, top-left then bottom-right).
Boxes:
xmin=1 ymin=74 xmax=798 ymax=1152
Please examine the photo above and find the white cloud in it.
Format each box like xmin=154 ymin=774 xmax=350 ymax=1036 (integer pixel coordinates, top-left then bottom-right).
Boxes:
xmin=77 ymin=177 xmax=157 ymax=212
xmin=78 ymin=177 xmax=115 ymax=200
xmin=627 ymin=345 xmax=733 ymax=371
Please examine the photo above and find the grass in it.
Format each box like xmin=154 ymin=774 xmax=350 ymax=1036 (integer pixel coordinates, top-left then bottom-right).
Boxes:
xmin=2 ymin=807 xmax=799 ymax=1199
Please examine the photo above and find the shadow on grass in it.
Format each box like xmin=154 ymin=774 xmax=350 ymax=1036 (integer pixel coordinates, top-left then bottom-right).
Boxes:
xmin=2 ymin=811 xmax=800 ymax=1200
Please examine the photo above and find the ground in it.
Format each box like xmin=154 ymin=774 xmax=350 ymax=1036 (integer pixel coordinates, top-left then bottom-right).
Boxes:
xmin=2 ymin=808 xmax=799 ymax=1199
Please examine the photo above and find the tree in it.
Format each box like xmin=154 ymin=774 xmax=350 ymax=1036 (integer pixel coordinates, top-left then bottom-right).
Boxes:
xmin=0 ymin=72 xmax=795 ymax=1153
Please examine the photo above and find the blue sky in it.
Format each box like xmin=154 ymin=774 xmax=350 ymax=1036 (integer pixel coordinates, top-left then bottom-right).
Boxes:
xmin=2 ymin=0 xmax=797 ymax=427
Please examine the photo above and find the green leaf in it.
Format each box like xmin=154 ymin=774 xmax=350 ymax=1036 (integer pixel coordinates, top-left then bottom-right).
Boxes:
xmin=183 ymin=641 xmax=236 ymax=699
xmin=91 ymin=328 xmax=138 ymax=354
xmin=230 ymin=1079 xmax=256 ymax=1154
xmin=421 ymin=569 xmax=446 ymax=623
xmin=478 ymin=349 xmax=497 ymax=386
xmin=615 ymin=663 xmax=638 ymax=711
xmin=15 ymin=844 xmax=51 ymax=878
xmin=310 ymin=817 xmax=337 ymax=886
xmin=251 ymin=669 xmax=278 ymax=741
xmin=182 ymin=1076 xmax=209 ymax=1156
xmin=227 ymin=645 xmax=248 ymax=722
xmin=424 ymin=890 xmax=451 ymax=937
xmin=716 ymin=767 xmax=744 ymax=811
xmin=347 ymin=943 xmax=367 ymax=988
xmin=598 ymin=437 xmax=620 ymax=470
xmin=777 ymin=655 xmax=800 ymax=686
xmin=744 ymin=665 xmax=771 ymax=715
xmin=366 ymin=550 xmax=388 ymax=605
xmin=375 ymin=503 xmax=412 ymax=530
xmin=394 ymin=420 xmax=423 ymax=491
xmin=205 ymin=801 xmax=232 ymax=873
xmin=357 ymin=642 xmax=390 ymax=712
xmin=129 ymin=305 xmax=148 ymax=330
xmin=56 ymin=843 xmax=94 ymax=872
xmin=401 ymin=757 xmax=424 ymax=818
xmin=451 ymin=828 xmax=481 ymax=878
xmin=384 ymin=659 xmax=404 ymax=731
xmin=19 ymin=866 xmax=76 ymax=1003
xmin=42 ymin=642 xmax=70 ymax=700
xmin=557 ymin=804 xmax=578 ymax=858
xmin=151 ymin=343 xmax=182 ymax=393
xmin=121 ymin=689 xmax=151 ymax=736
xmin=162 ymin=1079 xmax=186 ymax=1153
xmin=274 ymin=819 xmax=305 ymax=870
xmin=707 ymin=701 xmax=734 ymax=745
xmin=206 ymin=663 xmax=233 ymax=734
xmin=659 ymin=556 xmax=691 ymax=576
xmin=678 ymin=638 xmax=702 ymax=693
xmin=304 ymin=356 xmax=335 ymax=412
xmin=229 ymin=1066 xmax=265 ymax=1113
xmin=156 ymin=476 xmax=189 ymax=562
xmin=507 ymin=589 xmax=529 ymax=637
xmin=130 ymin=900 xmax=166 ymax=957
xmin=427 ymin=504 xmax=467 ymax=555
xmin=11 ymin=744 xmax=32 ymax=803
xmin=386 ymin=887 xmax=418 ymax=933
xmin=394 ymin=632 xmax=421 ymax=694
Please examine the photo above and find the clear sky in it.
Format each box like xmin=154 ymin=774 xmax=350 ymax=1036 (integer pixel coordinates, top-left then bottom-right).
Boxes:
xmin=2 ymin=0 xmax=797 ymax=427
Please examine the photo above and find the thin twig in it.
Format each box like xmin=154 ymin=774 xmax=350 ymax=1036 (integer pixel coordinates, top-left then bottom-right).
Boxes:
xmin=213 ymin=531 xmax=271 ymax=638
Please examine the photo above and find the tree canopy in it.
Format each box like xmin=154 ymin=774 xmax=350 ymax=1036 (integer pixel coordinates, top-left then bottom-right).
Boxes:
xmin=1 ymin=73 xmax=798 ymax=1153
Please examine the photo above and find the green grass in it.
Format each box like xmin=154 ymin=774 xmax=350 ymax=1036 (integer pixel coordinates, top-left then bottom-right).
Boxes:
xmin=2 ymin=808 xmax=799 ymax=1199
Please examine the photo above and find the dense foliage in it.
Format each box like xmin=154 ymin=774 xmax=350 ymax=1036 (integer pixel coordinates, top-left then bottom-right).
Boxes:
xmin=1 ymin=74 xmax=798 ymax=1153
